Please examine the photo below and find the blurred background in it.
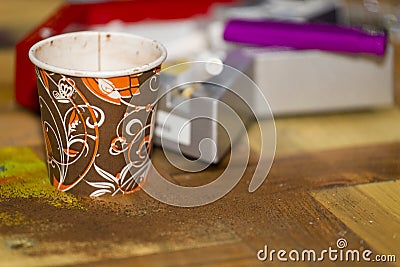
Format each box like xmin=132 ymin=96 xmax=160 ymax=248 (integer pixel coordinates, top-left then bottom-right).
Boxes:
xmin=1 ymin=0 xmax=400 ymax=157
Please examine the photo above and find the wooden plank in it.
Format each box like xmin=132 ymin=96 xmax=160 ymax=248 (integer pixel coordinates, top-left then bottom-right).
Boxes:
xmin=173 ymin=142 xmax=400 ymax=191
xmin=0 ymin=197 xmax=243 ymax=267
xmin=0 ymin=109 xmax=42 ymax=147
xmin=250 ymin=107 xmax=400 ymax=156
xmin=163 ymin=143 xmax=400 ymax=266
xmin=69 ymin=242 xmax=256 ymax=267
xmin=312 ymin=180 xmax=400 ymax=258
xmin=0 ymin=142 xmax=399 ymax=266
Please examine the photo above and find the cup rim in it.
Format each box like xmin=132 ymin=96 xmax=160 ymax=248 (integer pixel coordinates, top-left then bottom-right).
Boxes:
xmin=29 ymin=31 xmax=167 ymax=78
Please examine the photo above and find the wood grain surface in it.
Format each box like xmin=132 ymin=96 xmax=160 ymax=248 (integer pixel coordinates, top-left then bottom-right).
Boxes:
xmin=0 ymin=142 xmax=399 ymax=267
xmin=313 ymin=180 xmax=400 ymax=258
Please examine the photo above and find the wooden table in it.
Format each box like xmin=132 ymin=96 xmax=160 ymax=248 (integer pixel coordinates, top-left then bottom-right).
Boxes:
xmin=1 ymin=1 xmax=399 ymax=266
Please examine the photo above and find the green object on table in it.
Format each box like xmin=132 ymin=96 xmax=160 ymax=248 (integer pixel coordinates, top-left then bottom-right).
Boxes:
xmin=0 ymin=147 xmax=84 ymax=209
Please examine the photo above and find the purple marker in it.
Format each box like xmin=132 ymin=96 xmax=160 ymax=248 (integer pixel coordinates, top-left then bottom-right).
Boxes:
xmin=223 ymin=19 xmax=387 ymax=56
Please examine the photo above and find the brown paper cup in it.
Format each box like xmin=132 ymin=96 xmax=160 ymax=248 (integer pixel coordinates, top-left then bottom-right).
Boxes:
xmin=29 ymin=31 xmax=167 ymax=196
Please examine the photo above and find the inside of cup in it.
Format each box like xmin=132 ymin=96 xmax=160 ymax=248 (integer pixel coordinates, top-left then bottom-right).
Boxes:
xmin=30 ymin=32 xmax=165 ymax=76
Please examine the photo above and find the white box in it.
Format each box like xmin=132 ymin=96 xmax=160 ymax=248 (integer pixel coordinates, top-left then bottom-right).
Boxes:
xmin=249 ymin=46 xmax=394 ymax=116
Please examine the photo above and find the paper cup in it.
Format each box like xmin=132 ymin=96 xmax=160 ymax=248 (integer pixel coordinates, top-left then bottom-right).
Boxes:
xmin=29 ymin=31 xmax=167 ymax=196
